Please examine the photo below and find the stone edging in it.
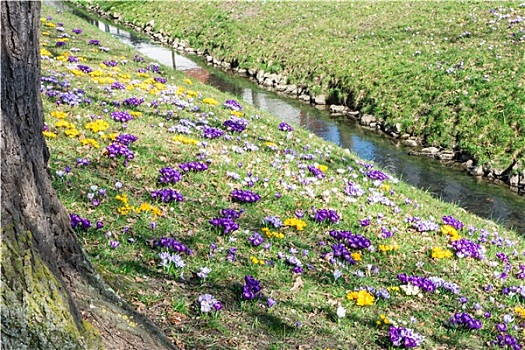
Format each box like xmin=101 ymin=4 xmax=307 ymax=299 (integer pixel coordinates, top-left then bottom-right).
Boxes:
xmin=74 ymin=3 xmax=525 ymax=196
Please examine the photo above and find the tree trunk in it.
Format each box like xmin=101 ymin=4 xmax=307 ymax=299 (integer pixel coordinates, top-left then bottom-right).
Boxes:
xmin=1 ymin=2 xmax=177 ymax=349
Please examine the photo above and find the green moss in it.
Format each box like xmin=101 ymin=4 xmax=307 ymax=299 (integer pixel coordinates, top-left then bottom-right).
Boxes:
xmin=82 ymin=320 xmax=104 ymax=349
xmin=1 ymin=230 xmax=102 ymax=349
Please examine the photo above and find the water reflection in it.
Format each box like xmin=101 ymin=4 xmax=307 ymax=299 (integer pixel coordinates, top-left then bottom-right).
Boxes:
xmin=47 ymin=1 xmax=525 ymax=233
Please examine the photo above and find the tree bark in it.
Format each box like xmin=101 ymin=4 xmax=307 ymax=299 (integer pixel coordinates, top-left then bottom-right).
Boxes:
xmin=1 ymin=2 xmax=177 ymax=349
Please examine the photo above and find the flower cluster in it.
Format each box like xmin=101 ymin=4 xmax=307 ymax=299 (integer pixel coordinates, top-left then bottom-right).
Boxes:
xmin=517 ymin=265 xmax=525 ymax=279
xmin=76 ymin=64 xmax=92 ymax=73
xmin=111 ymin=81 xmax=126 ymax=90
xmin=361 ymin=285 xmax=390 ymax=300
xmin=389 ymin=326 xmax=424 ymax=348
xmin=493 ymin=333 xmax=522 ymax=350
xmin=202 ymin=126 xmax=224 ymax=139
xmin=278 ymin=122 xmax=294 ymax=132
xmin=449 ymin=312 xmax=482 ymax=330
xmin=242 ymin=275 xmax=263 ymax=300
xmin=209 ymin=208 xmax=242 ymax=235
xmin=76 ymin=157 xmax=90 ymax=166
xmin=158 ymin=167 xmax=182 ymax=184
xmin=431 ymin=247 xmax=453 ymax=259
xmin=329 ymin=230 xmax=371 ymax=249
xmin=102 ymin=60 xmax=118 ymax=67
xmin=407 ymin=216 xmax=439 ymax=232
xmin=115 ymin=133 xmax=138 ymax=146
xmin=367 ymin=170 xmax=389 ymax=181
xmin=450 ymin=238 xmax=486 ymax=260
xmin=150 ymin=188 xmax=183 ymax=203
xmin=209 ymin=217 xmax=239 ymax=235
xmin=158 ymin=251 xmax=185 ymax=268
xmin=263 ymin=215 xmax=283 ymax=228
xmin=441 ymin=225 xmax=461 ymax=241
xmin=397 ymin=273 xmax=436 ymax=293
xmin=231 ymin=189 xmax=261 ymax=203
xmin=111 ymin=111 xmax=134 ymax=123
xmin=88 ymin=39 xmax=100 ymax=45
xmin=248 ymin=232 xmax=264 ymax=246
xmin=202 ymin=97 xmax=219 ymax=105
xmin=307 ymin=165 xmax=325 ymax=179
xmin=285 ymin=255 xmax=303 ymax=274
xmin=155 ymin=237 xmax=189 ymax=254
xmin=443 ymin=215 xmax=464 ymax=230
xmin=314 ymin=208 xmax=340 ymax=224
xmin=261 ymin=227 xmax=284 ymax=239
xmin=147 ymin=63 xmax=160 ymax=73
xmin=223 ymin=99 xmax=242 ymax=111
xmin=122 ymin=96 xmax=145 ymax=107
xmin=85 ymin=119 xmax=109 ymax=133
xmin=70 ymin=213 xmax=91 ymax=230
xmin=72 ymin=28 xmax=82 ymax=34
xmin=105 ymin=142 xmax=134 ymax=165
xmin=347 ymin=289 xmax=375 ymax=306
xmin=331 ymin=243 xmax=358 ymax=265
xmin=198 ymin=294 xmax=223 ymax=313
xmin=428 ymin=276 xmax=460 ymax=294
xmin=344 ymin=182 xmax=366 ymax=196
xmin=196 ymin=266 xmax=211 ymax=279
xmin=179 ymin=161 xmax=208 ymax=172
xmin=283 ymin=217 xmax=307 ymax=231
xmin=223 ymin=117 xmax=249 ymax=132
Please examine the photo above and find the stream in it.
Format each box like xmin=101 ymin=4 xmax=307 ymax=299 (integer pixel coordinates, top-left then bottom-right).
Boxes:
xmin=48 ymin=2 xmax=525 ymax=234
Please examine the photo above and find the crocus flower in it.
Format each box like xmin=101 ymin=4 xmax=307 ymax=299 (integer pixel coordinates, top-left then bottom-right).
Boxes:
xmin=389 ymin=326 xmax=424 ymax=348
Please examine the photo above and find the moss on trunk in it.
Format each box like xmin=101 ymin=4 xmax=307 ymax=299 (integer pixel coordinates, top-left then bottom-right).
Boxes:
xmin=1 ymin=230 xmax=103 ymax=350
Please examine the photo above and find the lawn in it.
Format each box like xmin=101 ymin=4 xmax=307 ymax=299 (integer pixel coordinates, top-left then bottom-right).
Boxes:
xmin=77 ymin=0 xmax=525 ymax=182
xmin=39 ymin=5 xmax=524 ymax=350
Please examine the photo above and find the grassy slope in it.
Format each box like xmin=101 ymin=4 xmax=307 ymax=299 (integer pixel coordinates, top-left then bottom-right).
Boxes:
xmin=41 ymin=5 xmax=524 ymax=350
xmin=84 ymin=0 xmax=524 ymax=176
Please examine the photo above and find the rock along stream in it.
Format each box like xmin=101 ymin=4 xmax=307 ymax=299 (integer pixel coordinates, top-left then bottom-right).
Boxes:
xmin=49 ymin=1 xmax=525 ymax=234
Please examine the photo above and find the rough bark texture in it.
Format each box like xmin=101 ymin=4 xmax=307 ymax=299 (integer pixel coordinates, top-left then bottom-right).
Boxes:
xmin=1 ymin=2 xmax=177 ymax=349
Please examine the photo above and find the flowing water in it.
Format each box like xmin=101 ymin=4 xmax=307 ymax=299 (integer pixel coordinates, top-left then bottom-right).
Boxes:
xmin=48 ymin=2 xmax=525 ymax=234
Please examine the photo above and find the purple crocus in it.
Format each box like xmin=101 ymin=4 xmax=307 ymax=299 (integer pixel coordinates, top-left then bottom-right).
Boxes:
xmin=389 ymin=326 xmax=424 ymax=348
xmin=449 ymin=312 xmax=482 ymax=330
xmin=150 ymin=188 xmax=183 ymax=203
xmin=158 ymin=167 xmax=182 ymax=184
xmin=278 ymin=122 xmax=294 ymax=132
xmin=155 ymin=237 xmax=189 ymax=254
xmin=242 ymin=275 xmax=263 ymax=300
xmin=111 ymin=111 xmax=134 ymax=123
xmin=223 ymin=117 xmax=249 ymax=132
xmin=231 ymin=189 xmax=261 ymax=203
xmin=314 ymin=209 xmax=340 ymax=224
xmin=179 ymin=161 xmax=209 ymax=172
xmin=70 ymin=213 xmax=91 ymax=230
xmin=443 ymin=215 xmax=464 ymax=230
xmin=248 ymin=232 xmax=264 ymax=247
xmin=223 ymin=99 xmax=242 ymax=111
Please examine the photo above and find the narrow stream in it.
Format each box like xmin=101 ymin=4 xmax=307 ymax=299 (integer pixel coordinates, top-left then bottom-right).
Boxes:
xmin=48 ymin=2 xmax=525 ymax=234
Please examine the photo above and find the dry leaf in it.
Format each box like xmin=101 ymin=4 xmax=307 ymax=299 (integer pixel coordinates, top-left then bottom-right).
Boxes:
xmin=290 ymin=275 xmax=303 ymax=291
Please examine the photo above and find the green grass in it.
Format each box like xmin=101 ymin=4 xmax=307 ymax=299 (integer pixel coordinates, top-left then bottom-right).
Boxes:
xmin=40 ymin=5 xmax=524 ymax=350
xmin=77 ymin=0 xmax=525 ymax=177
